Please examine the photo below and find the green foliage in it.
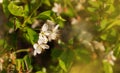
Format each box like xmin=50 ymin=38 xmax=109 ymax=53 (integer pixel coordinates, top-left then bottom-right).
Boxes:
xmin=58 ymin=59 xmax=67 ymax=72
xmin=2 ymin=0 xmax=10 ymax=17
xmin=1 ymin=0 xmax=120 ymax=73
xmin=8 ymin=2 xmax=24 ymax=17
xmin=25 ymin=27 xmax=38 ymax=44
xmin=37 ymin=10 xmax=53 ymax=20
xmin=103 ymin=61 xmax=113 ymax=73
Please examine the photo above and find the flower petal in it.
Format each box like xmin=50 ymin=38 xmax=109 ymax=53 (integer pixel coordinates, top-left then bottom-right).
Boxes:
xmin=38 ymin=34 xmax=48 ymax=44
xmin=41 ymin=23 xmax=48 ymax=32
xmin=33 ymin=50 xmax=37 ymax=56
xmin=53 ymin=25 xmax=59 ymax=32
xmin=41 ymin=44 xmax=49 ymax=49
xmin=33 ymin=43 xmax=38 ymax=50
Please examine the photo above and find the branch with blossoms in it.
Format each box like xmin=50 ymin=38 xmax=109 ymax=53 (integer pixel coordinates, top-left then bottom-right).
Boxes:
xmin=0 ymin=0 xmax=120 ymax=73
xmin=33 ymin=20 xmax=59 ymax=56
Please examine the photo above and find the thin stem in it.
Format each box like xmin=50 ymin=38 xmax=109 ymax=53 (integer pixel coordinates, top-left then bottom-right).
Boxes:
xmin=22 ymin=1 xmax=42 ymax=27
xmin=13 ymin=49 xmax=30 ymax=54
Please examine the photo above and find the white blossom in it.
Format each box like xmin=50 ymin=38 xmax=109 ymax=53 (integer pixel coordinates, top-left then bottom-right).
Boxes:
xmin=33 ymin=20 xmax=59 ymax=56
xmin=52 ymin=3 xmax=62 ymax=15
xmin=75 ymin=3 xmax=84 ymax=11
xmin=92 ymin=41 xmax=105 ymax=52
xmin=104 ymin=51 xmax=116 ymax=65
xmin=38 ymin=33 xmax=48 ymax=44
xmin=9 ymin=28 xmax=14 ymax=34
xmin=33 ymin=43 xmax=49 ymax=56
xmin=48 ymin=25 xmax=59 ymax=41
xmin=71 ymin=18 xmax=79 ymax=25
xmin=41 ymin=23 xmax=51 ymax=36
xmin=40 ymin=20 xmax=59 ymax=41
xmin=0 ymin=0 xmax=2 ymax=3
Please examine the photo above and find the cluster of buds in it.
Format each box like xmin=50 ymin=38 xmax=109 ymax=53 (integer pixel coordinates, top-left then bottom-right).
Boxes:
xmin=33 ymin=20 xmax=59 ymax=56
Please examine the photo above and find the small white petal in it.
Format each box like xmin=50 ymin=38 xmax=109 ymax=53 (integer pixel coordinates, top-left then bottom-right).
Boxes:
xmin=36 ymin=47 xmax=42 ymax=54
xmin=44 ymin=31 xmax=51 ymax=36
xmin=33 ymin=50 xmax=37 ymax=56
xmin=52 ymin=6 xmax=58 ymax=13
xmin=51 ymin=33 xmax=57 ymax=40
xmin=33 ymin=43 xmax=38 ymax=50
xmin=52 ymin=3 xmax=62 ymax=15
xmin=41 ymin=23 xmax=48 ymax=32
xmin=112 ymin=55 xmax=116 ymax=61
xmin=38 ymin=34 xmax=48 ymax=44
xmin=33 ymin=43 xmax=42 ymax=56
xmin=53 ymin=25 xmax=59 ymax=32
xmin=41 ymin=44 xmax=49 ymax=49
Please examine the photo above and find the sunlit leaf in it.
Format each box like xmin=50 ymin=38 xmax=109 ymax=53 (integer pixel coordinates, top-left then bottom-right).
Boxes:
xmin=99 ymin=19 xmax=108 ymax=31
xmin=88 ymin=0 xmax=101 ymax=8
xmin=100 ymin=33 xmax=107 ymax=40
xmin=16 ymin=59 xmax=23 ymax=71
xmin=106 ymin=19 xmax=120 ymax=30
xmin=8 ymin=2 xmax=24 ymax=16
xmin=87 ymin=7 xmax=96 ymax=12
xmin=58 ymin=59 xmax=67 ymax=72
xmin=106 ymin=5 xmax=115 ymax=14
xmin=43 ymin=0 xmax=51 ymax=6
xmin=24 ymin=3 xmax=29 ymax=17
xmin=103 ymin=61 xmax=113 ymax=73
xmin=37 ymin=10 xmax=53 ymax=20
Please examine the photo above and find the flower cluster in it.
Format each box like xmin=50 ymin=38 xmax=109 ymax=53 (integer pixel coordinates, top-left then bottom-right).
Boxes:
xmin=33 ymin=20 xmax=59 ymax=56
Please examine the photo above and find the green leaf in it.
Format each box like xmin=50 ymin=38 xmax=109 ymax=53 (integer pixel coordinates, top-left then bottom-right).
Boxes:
xmin=8 ymin=2 xmax=24 ymax=16
xmin=37 ymin=10 xmax=53 ymax=20
xmin=23 ymin=55 xmax=32 ymax=70
xmin=100 ymin=33 xmax=107 ymax=40
xmin=106 ymin=19 xmax=120 ymax=30
xmin=106 ymin=5 xmax=115 ymax=14
xmin=63 ymin=8 xmax=74 ymax=17
xmin=55 ymin=16 xmax=65 ymax=28
xmin=87 ymin=7 xmax=96 ymax=12
xmin=24 ymin=3 xmax=30 ymax=17
xmin=51 ymin=48 xmax=62 ymax=60
xmin=114 ymin=43 xmax=120 ymax=57
xmin=99 ymin=19 xmax=108 ymax=31
xmin=36 ymin=67 xmax=46 ymax=73
xmin=15 ymin=18 xmax=21 ymax=29
xmin=2 ymin=0 xmax=10 ymax=17
xmin=58 ymin=59 xmax=67 ymax=72
xmin=43 ymin=0 xmax=51 ymax=6
xmin=16 ymin=59 xmax=23 ymax=71
xmin=59 ymin=49 xmax=74 ymax=71
xmin=103 ymin=61 xmax=113 ymax=73
xmin=0 ymin=39 xmax=4 ymax=46
xmin=25 ymin=27 xmax=38 ymax=44
xmin=75 ymin=48 xmax=91 ymax=62
xmin=88 ymin=0 xmax=101 ymax=8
